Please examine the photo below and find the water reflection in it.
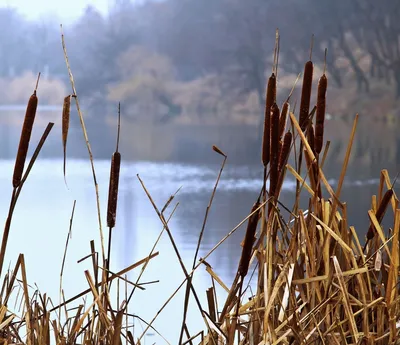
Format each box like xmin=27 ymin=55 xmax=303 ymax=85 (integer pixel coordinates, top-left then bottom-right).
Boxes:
xmin=0 ymin=157 xmax=397 ymax=343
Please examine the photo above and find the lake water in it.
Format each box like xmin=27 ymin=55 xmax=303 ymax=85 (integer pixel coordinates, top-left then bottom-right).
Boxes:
xmin=0 ymin=158 xmax=394 ymax=343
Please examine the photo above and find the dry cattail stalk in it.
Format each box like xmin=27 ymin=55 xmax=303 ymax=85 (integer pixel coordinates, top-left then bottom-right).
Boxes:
xmin=62 ymin=95 xmax=72 ymax=184
xmin=366 ymin=189 xmax=393 ymax=240
xmin=315 ymin=49 xmax=328 ymax=154
xmin=262 ymin=73 xmax=277 ymax=166
xmin=269 ymin=103 xmax=280 ymax=205
xmin=308 ymin=125 xmax=315 ymax=156
xmin=238 ymin=200 xmax=261 ymax=278
xmin=13 ymin=74 xmax=40 ymax=188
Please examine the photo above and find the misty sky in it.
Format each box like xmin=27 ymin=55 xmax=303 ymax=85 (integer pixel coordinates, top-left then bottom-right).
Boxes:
xmin=0 ymin=0 xmax=110 ymax=22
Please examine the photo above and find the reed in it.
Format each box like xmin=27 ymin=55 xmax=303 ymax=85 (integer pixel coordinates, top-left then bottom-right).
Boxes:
xmin=366 ymin=188 xmax=394 ymax=242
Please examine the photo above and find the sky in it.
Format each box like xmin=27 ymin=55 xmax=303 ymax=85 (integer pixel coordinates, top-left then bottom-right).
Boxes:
xmin=0 ymin=0 xmax=110 ymax=22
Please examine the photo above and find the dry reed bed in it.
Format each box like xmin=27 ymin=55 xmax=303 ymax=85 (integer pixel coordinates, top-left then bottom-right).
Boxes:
xmin=0 ymin=31 xmax=398 ymax=345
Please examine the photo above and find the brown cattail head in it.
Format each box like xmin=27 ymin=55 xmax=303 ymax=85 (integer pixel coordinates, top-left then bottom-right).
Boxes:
xmin=278 ymin=131 xmax=292 ymax=173
xmin=279 ymin=101 xmax=289 ymax=140
xmin=366 ymin=189 xmax=393 ymax=240
xmin=269 ymin=104 xmax=280 ymax=215
xmin=107 ymin=152 xmax=121 ymax=228
xmin=262 ymin=73 xmax=277 ymax=166
xmin=315 ymin=73 xmax=328 ymax=154
xmin=13 ymin=91 xmax=38 ymax=188
xmin=212 ymin=145 xmax=226 ymax=157
xmin=107 ymin=104 xmax=122 ymax=228
xmin=299 ymin=60 xmax=314 ymax=131
xmin=62 ymin=95 xmax=71 ymax=181
xmin=269 ymin=103 xmax=280 ymax=192
xmin=238 ymin=201 xmax=260 ymax=277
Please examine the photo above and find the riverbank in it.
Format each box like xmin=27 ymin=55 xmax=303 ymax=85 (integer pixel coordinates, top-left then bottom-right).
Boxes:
xmin=1 ymin=114 xmax=400 ymax=171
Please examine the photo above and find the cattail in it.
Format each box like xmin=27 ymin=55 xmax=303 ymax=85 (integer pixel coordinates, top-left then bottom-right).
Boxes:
xmin=62 ymin=95 xmax=71 ymax=183
xmin=269 ymin=103 xmax=280 ymax=203
xmin=212 ymin=145 xmax=226 ymax=157
xmin=238 ymin=201 xmax=260 ymax=277
xmin=262 ymin=73 xmax=277 ymax=166
xmin=107 ymin=152 xmax=121 ymax=228
xmin=279 ymin=101 xmax=289 ymax=140
xmin=278 ymin=131 xmax=292 ymax=173
xmin=299 ymin=60 xmax=313 ymax=131
xmin=275 ymin=131 xmax=293 ymax=199
xmin=107 ymin=105 xmax=122 ymax=229
xmin=13 ymin=75 xmax=40 ymax=188
xmin=315 ymin=72 xmax=328 ymax=154
xmin=279 ymin=73 xmax=299 ymax=140
xmin=366 ymin=189 xmax=393 ymax=240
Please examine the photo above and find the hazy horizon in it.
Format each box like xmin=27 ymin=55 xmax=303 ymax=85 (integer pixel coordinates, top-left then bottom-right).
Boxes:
xmin=0 ymin=0 xmax=110 ymax=22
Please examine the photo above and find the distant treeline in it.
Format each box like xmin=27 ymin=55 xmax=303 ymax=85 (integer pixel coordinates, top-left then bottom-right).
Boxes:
xmin=2 ymin=0 xmax=400 ymax=125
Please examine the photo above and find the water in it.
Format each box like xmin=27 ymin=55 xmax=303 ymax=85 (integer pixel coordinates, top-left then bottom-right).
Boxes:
xmin=0 ymin=158 xmax=394 ymax=343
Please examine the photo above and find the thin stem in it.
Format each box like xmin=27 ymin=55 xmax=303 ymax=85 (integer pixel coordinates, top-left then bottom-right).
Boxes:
xmin=60 ymin=25 xmax=106 ymax=266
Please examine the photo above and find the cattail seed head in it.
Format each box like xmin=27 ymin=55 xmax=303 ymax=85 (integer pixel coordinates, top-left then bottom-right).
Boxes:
xmin=238 ymin=201 xmax=260 ymax=277
xmin=278 ymin=131 xmax=292 ymax=173
xmin=315 ymin=74 xmax=327 ymax=154
xmin=262 ymin=73 xmax=277 ymax=166
xmin=62 ymin=95 xmax=71 ymax=181
xmin=299 ymin=61 xmax=313 ymax=131
xmin=268 ymin=103 xmax=280 ymax=214
xmin=13 ymin=91 xmax=38 ymax=188
xmin=107 ymin=151 xmax=121 ymax=228
xmin=279 ymin=101 xmax=289 ymax=140
xmin=269 ymin=103 xmax=280 ymax=197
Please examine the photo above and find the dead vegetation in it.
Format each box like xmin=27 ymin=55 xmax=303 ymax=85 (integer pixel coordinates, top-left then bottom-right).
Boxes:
xmin=0 ymin=30 xmax=399 ymax=345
